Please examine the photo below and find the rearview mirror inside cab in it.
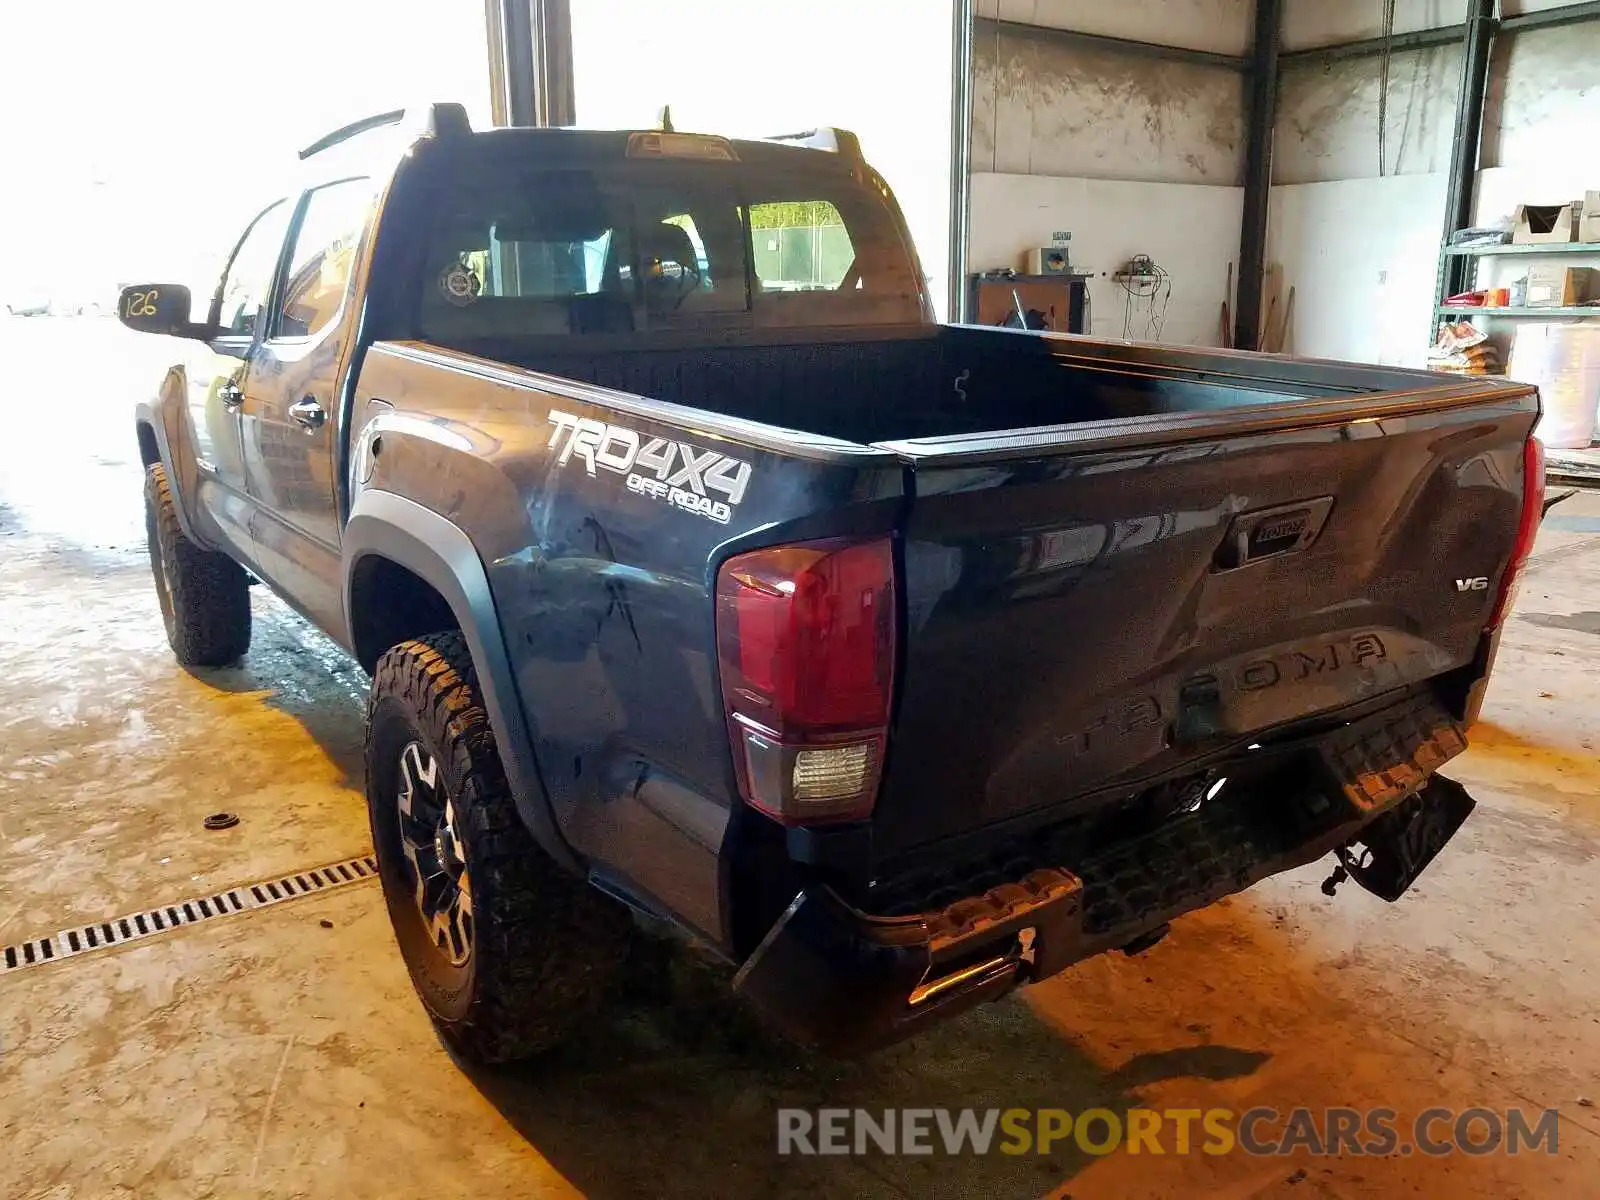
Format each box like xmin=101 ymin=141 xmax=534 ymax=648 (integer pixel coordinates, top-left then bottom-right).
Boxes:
xmin=117 ymin=284 xmax=200 ymax=337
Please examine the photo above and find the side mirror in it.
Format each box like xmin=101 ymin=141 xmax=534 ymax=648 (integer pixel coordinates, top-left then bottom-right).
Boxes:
xmin=117 ymin=284 xmax=207 ymax=338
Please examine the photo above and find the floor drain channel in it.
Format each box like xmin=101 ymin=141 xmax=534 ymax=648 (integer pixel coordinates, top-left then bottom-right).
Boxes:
xmin=0 ymin=853 xmax=379 ymax=977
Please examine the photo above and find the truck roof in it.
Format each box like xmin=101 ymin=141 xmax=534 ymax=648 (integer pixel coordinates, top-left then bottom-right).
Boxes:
xmin=294 ymin=102 xmax=865 ymax=188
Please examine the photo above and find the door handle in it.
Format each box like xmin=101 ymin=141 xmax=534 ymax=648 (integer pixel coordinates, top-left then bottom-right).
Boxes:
xmin=218 ymin=381 xmax=244 ymax=409
xmin=289 ymin=396 xmax=327 ymax=433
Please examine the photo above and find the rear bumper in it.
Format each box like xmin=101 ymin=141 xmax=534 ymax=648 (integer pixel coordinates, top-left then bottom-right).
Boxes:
xmin=733 ymin=692 xmax=1469 ymax=1055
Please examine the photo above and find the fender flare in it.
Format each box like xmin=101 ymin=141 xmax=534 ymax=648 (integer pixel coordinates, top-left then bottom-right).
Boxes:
xmin=342 ymin=489 xmax=581 ymax=874
xmin=135 ymin=385 xmax=210 ymax=548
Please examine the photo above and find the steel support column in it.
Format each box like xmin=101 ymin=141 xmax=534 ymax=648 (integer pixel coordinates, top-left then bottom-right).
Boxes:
xmin=531 ymin=0 xmax=575 ymax=127
xmin=485 ymin=0 xmax=505 ymax=124
xmin=1434 ymin=0 xmax=1496 ymax=312
xmin=1234 ymin=0 xmax=1283 ymax=351
xmin=949 ymin=0 xmax=975 ymax=323
xmin=485 ymin=0 xmax=572 ymax=127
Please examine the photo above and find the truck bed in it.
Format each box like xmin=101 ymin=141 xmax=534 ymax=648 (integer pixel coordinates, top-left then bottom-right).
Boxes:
xmin=356 ymin=331 xmax=1535 ymax=888
xmin=444 ymin=323 xmax=1376 ymax=447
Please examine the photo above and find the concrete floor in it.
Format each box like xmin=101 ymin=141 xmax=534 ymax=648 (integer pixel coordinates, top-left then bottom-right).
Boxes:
xmin=1 ymin=317 xmax=1597 ymax=1199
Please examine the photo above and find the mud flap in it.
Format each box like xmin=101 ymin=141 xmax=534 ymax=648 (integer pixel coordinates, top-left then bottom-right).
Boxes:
xmin=1337 ymin=775 xmax=1477 ymax=902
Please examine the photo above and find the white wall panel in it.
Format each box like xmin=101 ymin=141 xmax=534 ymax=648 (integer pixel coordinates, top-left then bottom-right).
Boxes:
xmin=970 ymin=173 xmax=1243 ymax=347
xmin=1266 ymin=173 xmax=1449 ymax=367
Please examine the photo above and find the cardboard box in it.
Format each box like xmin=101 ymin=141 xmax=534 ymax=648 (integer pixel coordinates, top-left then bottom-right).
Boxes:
xmin=1512 ymin=201 xmax=1580 ymax=244
xmin=1524 ymin=265 xmax=1596 ymax=307
xmin=1582 ymin=190 xmax=1600 ymax=243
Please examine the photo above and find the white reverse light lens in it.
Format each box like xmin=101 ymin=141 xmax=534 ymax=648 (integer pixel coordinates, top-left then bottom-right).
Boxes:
xmin=792 ymin=742 xmax=875 ymax=802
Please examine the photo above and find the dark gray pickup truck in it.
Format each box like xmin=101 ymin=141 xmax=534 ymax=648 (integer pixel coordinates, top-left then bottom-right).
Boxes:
xmin=121 ymin=104 xmax=1544 ymax=1059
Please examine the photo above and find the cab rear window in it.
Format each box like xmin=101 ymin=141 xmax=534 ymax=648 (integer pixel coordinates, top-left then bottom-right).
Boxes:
xmin=412 ymin=162 xmax=922 ymax=341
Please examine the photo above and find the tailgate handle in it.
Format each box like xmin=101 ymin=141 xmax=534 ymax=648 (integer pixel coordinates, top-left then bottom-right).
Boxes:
xmin=1215 ymin=497 xmax=1333 ymax=570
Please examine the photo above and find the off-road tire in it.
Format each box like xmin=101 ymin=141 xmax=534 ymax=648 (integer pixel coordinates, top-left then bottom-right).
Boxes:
xmin=366 ymin=632 xmax=631 ymax=1063
xmin=143 ymin=462 xmax=252 ymax=666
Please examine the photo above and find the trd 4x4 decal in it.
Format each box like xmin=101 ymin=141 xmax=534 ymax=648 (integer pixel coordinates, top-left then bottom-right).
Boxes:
xmin=546 ymin=410 xmax=752 ymax=525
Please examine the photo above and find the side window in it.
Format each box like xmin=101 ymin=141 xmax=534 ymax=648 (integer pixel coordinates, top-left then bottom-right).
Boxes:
xmin=217 ymin=201 xmax=293 ymax=337
xmin=276 ymin=178 xmax=373 ymax=339
xmin=749 ymin=200 xmax=854 ymax=292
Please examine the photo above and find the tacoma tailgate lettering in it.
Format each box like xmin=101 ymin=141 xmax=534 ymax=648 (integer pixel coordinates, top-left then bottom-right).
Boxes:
xmin=1055 ymin=634 xmax=1394 ymax=755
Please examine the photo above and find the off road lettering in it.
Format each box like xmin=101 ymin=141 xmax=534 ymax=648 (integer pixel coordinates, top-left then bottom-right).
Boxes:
xmin=548 ymin=409 xmax=752 ymax=524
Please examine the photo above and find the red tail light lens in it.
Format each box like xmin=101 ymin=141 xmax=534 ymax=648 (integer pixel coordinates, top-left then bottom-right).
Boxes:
xmin=1486 ymin=436 xmax=1545 ymax=630
xmin=715 ymin=537 xmax=896 ymax=825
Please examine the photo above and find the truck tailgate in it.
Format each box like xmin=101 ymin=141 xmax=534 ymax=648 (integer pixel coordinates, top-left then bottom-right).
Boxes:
xmin=871 ymin=392 xmax=1537 ymax=859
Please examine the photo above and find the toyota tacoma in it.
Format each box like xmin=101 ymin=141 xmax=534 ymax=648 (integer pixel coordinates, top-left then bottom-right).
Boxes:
xmin=121 ymin=104 xmax=1544 ymax=1058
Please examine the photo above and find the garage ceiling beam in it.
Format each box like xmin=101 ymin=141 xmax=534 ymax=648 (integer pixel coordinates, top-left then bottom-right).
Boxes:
xmin=1280 ymin=24 xmax=1463 ymax=64
xmin=1280 ymin=0 xmax=1600 ymax=66
xmin=973 ymin=16 xmax=1247 ymax=71
xmin=1502 ymin=0 xmax=1600 ymax=34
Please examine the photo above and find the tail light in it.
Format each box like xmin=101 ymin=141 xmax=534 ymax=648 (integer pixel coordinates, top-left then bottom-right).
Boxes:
xmin=715 ymin=536 xmax=896 ymax=825
xmin=1485 ymin=436 xmax=1545 ymax=630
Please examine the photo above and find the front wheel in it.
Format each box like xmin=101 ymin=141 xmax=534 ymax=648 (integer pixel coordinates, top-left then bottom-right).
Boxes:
xmin=365 ymin=631 xmax=631 ymax=1062
xmin=143 ymin=463 xmax=251 ymax=666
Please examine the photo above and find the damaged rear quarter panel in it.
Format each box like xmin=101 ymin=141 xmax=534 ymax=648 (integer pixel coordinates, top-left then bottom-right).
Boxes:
xmin=353 ymin=342 xmax=904 ymax=944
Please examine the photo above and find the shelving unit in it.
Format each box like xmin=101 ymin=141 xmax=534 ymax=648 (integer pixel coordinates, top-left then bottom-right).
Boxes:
xmin=1417 ymin=3 xmax=1600 ymax=472
xmin=1433 ymin=237 xmax=1600 ymax=338
xmin=1443 ymin=241 xmax=1600 ymax=257
xmin=1433 ymin=230 xmax=1600 ymax=472
xmin=1435 ymin=238 xmax=1600 ymax=322
xmin=1437 ymin=305 xmax=1599 ymax=317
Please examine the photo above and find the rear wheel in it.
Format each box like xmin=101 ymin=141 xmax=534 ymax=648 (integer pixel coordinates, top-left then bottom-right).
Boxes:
xmin=143 ymin=463 xmax=251 ymax=666
xmin=365 ymin=632 xmax=631 ymax=1062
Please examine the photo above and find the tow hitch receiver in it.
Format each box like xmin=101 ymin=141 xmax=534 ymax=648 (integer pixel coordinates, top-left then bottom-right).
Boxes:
xmin=1332 ymin=775 xmax=1476 ymax=902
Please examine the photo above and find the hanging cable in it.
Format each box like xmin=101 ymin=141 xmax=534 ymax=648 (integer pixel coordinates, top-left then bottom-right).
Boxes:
xmin=1117 ymin=255 xmax=1172 ymax=341
xmin=1378 ymin=0 xmax=1396 ymax=175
